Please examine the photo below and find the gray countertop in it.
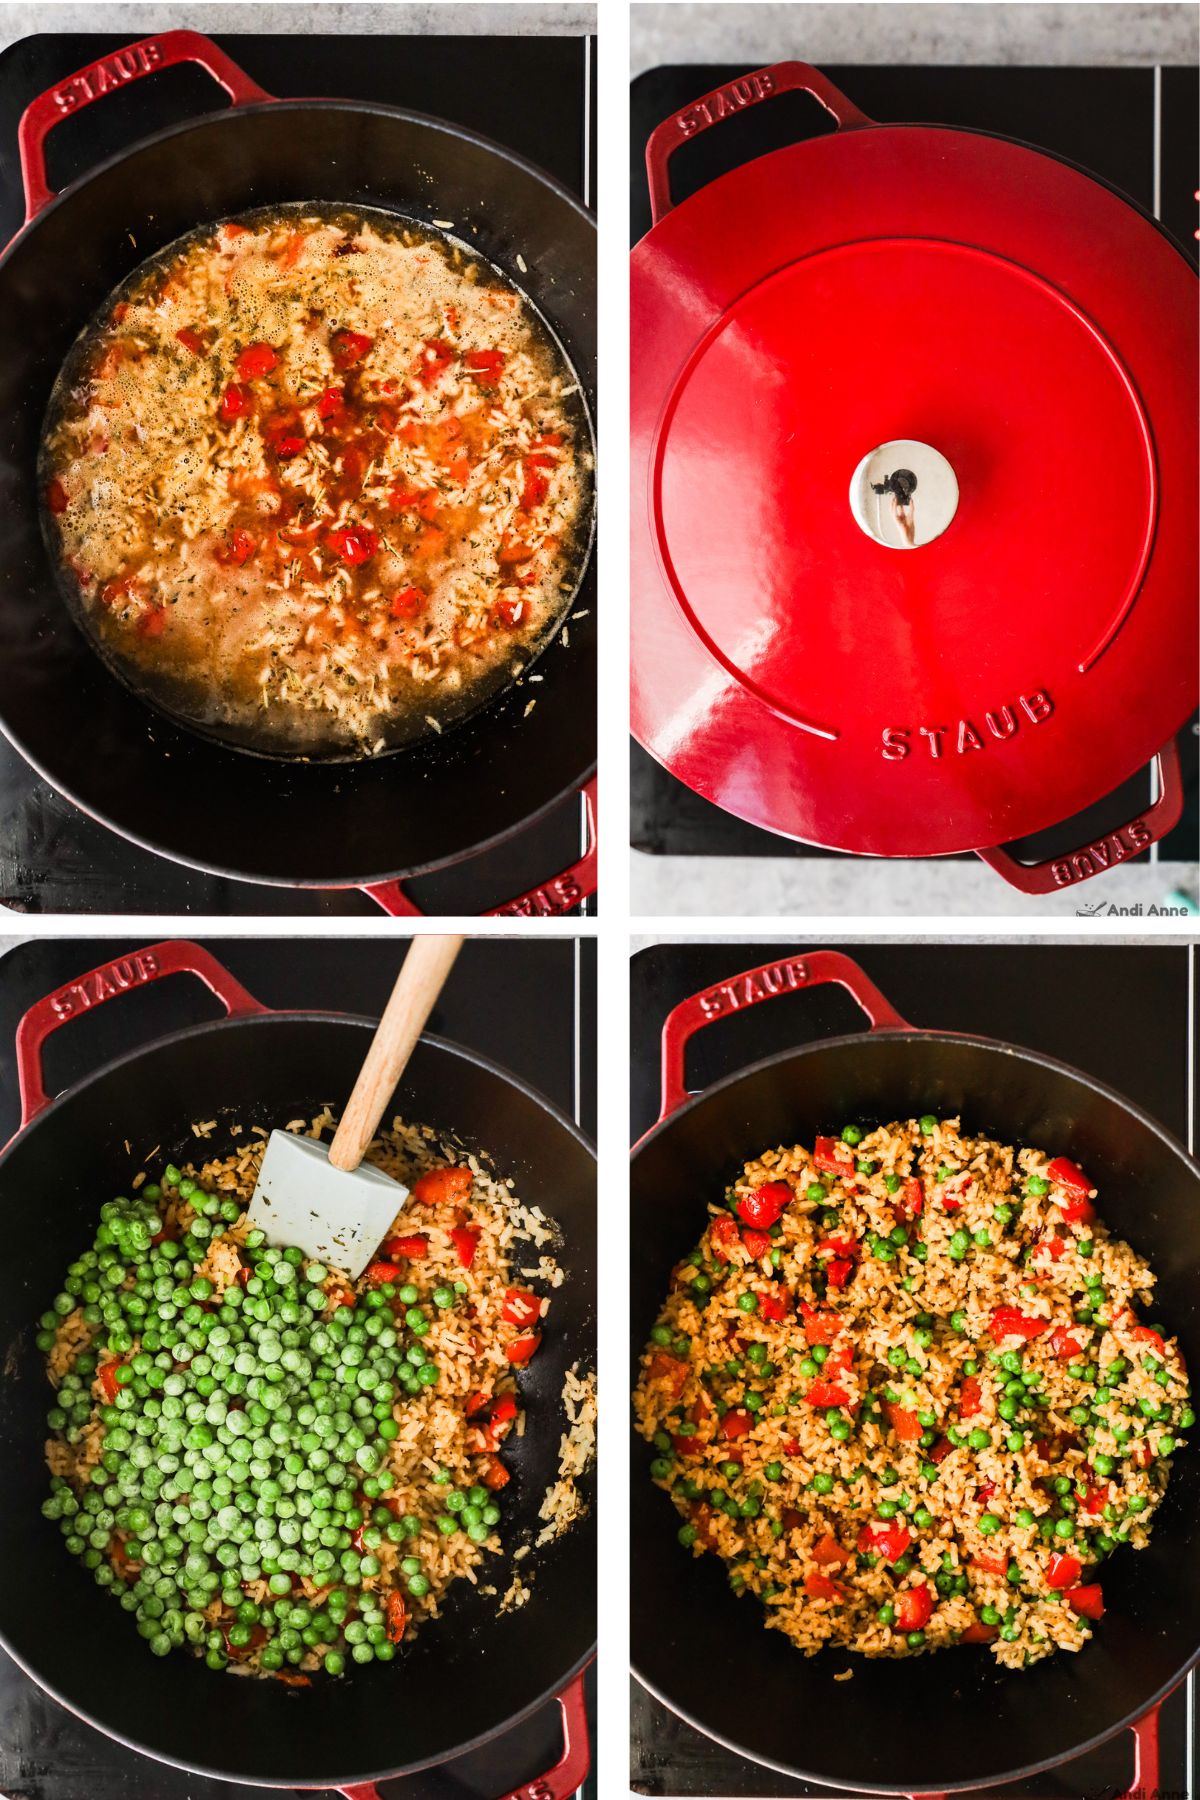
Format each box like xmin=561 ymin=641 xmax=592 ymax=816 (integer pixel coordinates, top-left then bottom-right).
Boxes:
xmin=632 ymin=3 xmax=1198 ymax=75
xmin=0 ymin=1 xmax=595 ymax=54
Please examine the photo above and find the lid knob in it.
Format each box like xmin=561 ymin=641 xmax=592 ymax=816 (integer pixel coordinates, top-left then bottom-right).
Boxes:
xmin=849 ymin=440 xmax=959 ymax=549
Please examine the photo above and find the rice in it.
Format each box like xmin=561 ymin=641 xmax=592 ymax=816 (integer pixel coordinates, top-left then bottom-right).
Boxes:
xmin=41 ymin=204 xmax=586 ymax=757
xmin=634 ymin=1117 xmax=1192 ymax=1670
xmin=43 ymin=1108 xmax=581 ymax=1679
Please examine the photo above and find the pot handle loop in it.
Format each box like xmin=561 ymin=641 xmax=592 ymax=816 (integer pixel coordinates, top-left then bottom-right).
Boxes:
xmin=15 ymin=940 xmax=268 ymax=1129
xmin=975 ymin=737 xmax=1184 ymax=896
xmin=334 ymin=1668 xmax=590 ymax=1800
xmin=659 ymin=949 xmax=911 ymax=1123
xmin=646 ymin=60 xmax=872 ymax=223
xmin=362 ymin=776 xmax=597 ymax=917
xmin=17 ymin=29 xmax=273 ymax=223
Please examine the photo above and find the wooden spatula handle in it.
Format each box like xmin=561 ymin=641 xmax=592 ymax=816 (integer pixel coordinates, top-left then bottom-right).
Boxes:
xmin=329 ymin=935 xmax=464 ymax=1172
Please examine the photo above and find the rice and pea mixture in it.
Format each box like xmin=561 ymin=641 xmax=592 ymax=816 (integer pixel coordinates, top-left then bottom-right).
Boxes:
xmin=41 ymin=1113 xmax=564 ymax=1680
xmin=634 ymin=1115 xmax=1192 ymax=1669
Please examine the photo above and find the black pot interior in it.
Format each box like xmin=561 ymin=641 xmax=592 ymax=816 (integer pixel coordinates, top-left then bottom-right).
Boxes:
xmin=0 ymin=102 xmax=596 ymax=885
xmin=0 ymin=1015 xmax=596 ymax=1787
xmin=630 ymin=1031 xmax=1200 ymax=1794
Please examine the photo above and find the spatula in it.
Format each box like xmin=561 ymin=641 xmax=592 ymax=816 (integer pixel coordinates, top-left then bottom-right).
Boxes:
xmin=248 ymin=934 xmax=464 ymax=1277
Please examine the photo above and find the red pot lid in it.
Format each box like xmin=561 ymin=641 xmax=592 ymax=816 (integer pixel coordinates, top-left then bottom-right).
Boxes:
xmin=631 ymin=64 xmax=1198 ymax=885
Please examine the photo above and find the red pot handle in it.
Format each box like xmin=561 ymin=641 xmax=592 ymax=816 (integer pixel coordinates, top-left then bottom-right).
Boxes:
xmin=646 ymin=60 xmax=872 ymax=224
xmin=17 ymin=29 xmax=273 ymax=224
xmin=334 ymin=1668 xmax=590 ymax=1800
xmin=362 ymin=777 xmax=597 ymax=918
xmin=659 ymin=949 xmax=910 ymax=1124
xmin=15 ymin=940 xmax=268 ymax=1129
xmin=975 ymin=737 xmax=1184 ymax=896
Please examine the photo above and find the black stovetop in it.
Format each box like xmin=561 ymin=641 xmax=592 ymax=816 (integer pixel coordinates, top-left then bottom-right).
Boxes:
xmin=630 ymin=62 xmax=1200 ymax=870
xmin=0 ymin=934 xmax=596 ymax=1800
xmin=629 ymin=939 xmax=1197 ymax=1797
xmin=0 ymin=29 xmax=596 ymax=916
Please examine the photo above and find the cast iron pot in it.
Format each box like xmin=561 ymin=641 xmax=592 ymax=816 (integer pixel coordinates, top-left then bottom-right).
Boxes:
xmin=0 ymin=942 xmax=596 ymax=1793
xmin=630 ymin=62 xmax=1197 ymax=895
xmin=0 ymin=32 xmax=597 ymax=916
xmin=630 ymin=950 xmax=1200 ymax=1795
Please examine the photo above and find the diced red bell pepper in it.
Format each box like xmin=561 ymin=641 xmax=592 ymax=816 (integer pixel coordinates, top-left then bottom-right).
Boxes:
xmin=490 ymin=1393 xmax=518 ymax=1427
xmin=384 ymin=1590 xmax=408 ymax=1643
xmin=804 ymin=1572 xmax=843 ymax=1601
xmin=384 ymin=1234 xmax=428 ymax=1259
xmin=1121 ymin=1311 xmax=1165 ymax=1347
xmin=365 ymin=1260 xmax=400 ymax=1285
xmin=709 ymin=1214 xmax=740 ymax=1263
xmin=494 ymin=595 xmax=526 ymax=628
xmin=388 ymin=486 xmax=440 ymax=519
xmin=972 ymin=1552 xmax=1008 ymax=1577
xmin=505 ymin=1330 xmax=541 ymax=1366
xmin=1047 ymin=1157 xmax=1094 ymax=1200
xmin=501 ymin=1288 xmax=541 ymax=1328
xmin=1064 ymin=1583 xmax=1104 ymax=1620
xmin=806 ymin=1379 xmax=851 ymax=1409
xmin=236 ymin=342 xmax=279 ymax=379
xmin=482 ymin=1455 xmax=510 ymax=1489
xmin=317 ymin=385 xmax=345 ymax=418
xmin=520 ymin=457 xmax=553 ymax=511
xmin=175 ymin=327 xmax=205 ymax=355
xmin=218 ymin=382 xmax=252 ymax=423
xmin=740 ymin=1227 xmax=772 ymax=1261
xmin=415 ymin=338 xmax=455 ymax=385
xmin=816 ymin=1237 xmax=858 ymax=1260
xmin=464 ymin=348 xmax=506 ymax=384
xmin=735 ymin=1181 xmax=791 ymax=1229
xmin=1133 ymin=1439 xmax=1154 ymax=1468
xmin=857 ymin=1521 xmax=911 ymax=1563
xmin=351 ymin=1525 xmax=366 ymax=1553
xmin=1049 ymin=1326 xmax=1085 ymax=1361
xmin=647 ymin=1353 xmax=689 ymax=1399
xmin=413 ymin=1167 xmax=473 ymax=1206
xmin=325 ymin=525 xmax=378 ymax=566
xmin=781 ymin=1507 xmax=803 ymax=1533
xmin=812 ymin=1533 xmax=851 ymax=1566
xmin=930 ymin=1436 xmax=953 ymax=1464
xmin=1078 ymin=1481 xmax=1109 ymax=1516
xmin=960 ymin=1377 xmax=982 ymax=1418
xmin=449 ymin=1226 xmax=480 ymax=1268
xmin=895 ymin=1583 xmax=933 ymax=1631
xmin=885 ymin=1403 xmax=921 ymax=1442
xmin=332 ymin=329 xmax=374 ymax=368
xmin=498 ymin=533 xmax=535 ymax=565
xmin=1046 ymin=1553 xmax=1082 ymax=1590
xmin=976 ymin=1481 xmax=997 ymax=1505
xmin=961 ymin=1622 xmax=999 ymax=1644
xmin=721 ymin=1408 xmax=752 ymax=1440
xmin=799 ymin=1301 xmax=842 ymax=1346
xmin=813 ymin=1136 xmax=855 ymax=1176
xmin=1059 ymin=1193 xmax=1095 ymax=1225
xmin=272 ymin=433 xmax=306 ymax=459
xmin=895 ymin=1177 xmax=924 ymax=1219
xmin=825 ymin=1258 xmax=854 ymax=1289
xmin=46 ymin=478 xmax=69 ymax=514
xmin=216 ymin=529 xmax=257 ymax=567
xmin=990 ymin=1307 xmax=1049 ymax=1342
xmin=97 ymin=1361 xmax=127 ymax=1404
xmin=824 ymin=1342 xmax=853 ymax=1375
xmin=756 ymin=1287 xmax=790 ymax=1322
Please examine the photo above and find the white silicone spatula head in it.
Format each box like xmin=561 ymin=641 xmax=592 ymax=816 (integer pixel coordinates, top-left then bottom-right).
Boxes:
xmin=247 ymin=935 xmax=463 ymax=1278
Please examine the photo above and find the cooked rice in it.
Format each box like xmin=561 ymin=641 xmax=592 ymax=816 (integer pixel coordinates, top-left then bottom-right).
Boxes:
xmin=44 ymin=1109 xmax=582 ymax=1679
xmin=41 ymin=204 xmax=586 ymax=756
xmin=634 ymin=1117 xmax=1191 ymax=1670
